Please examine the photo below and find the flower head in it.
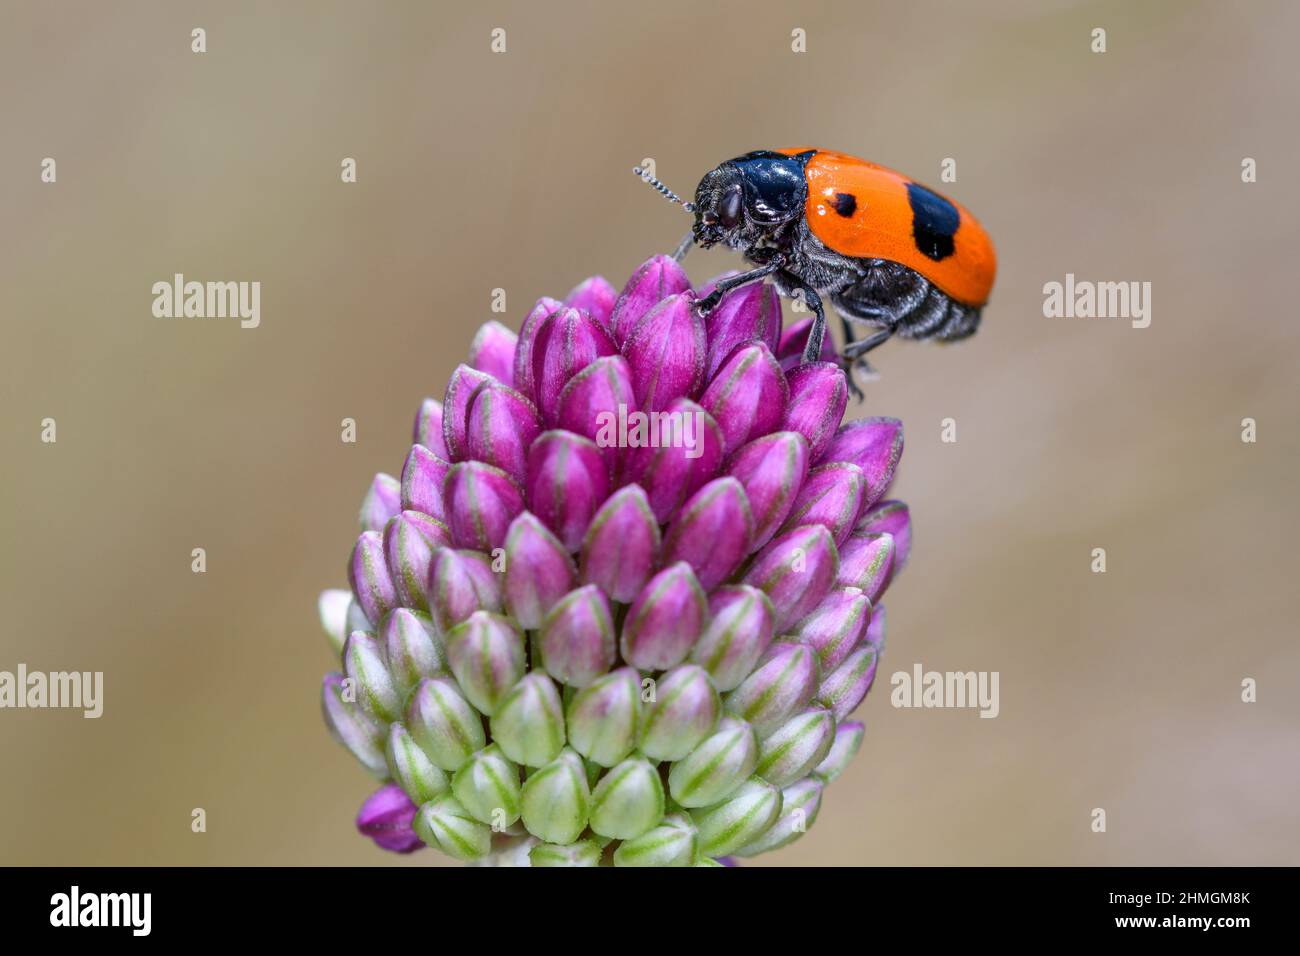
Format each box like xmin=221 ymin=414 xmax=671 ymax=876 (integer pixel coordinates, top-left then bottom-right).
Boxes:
xmin=318 ymin=256 xmax=910 ymax=866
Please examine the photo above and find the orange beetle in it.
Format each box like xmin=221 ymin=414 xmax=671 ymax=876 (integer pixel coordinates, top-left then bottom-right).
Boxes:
xmin=640 ymin=148 xmax=997 ymax=383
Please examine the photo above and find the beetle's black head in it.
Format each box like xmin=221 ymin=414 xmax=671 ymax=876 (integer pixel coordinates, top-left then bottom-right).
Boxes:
xmin=692 ymin=151 xmax=809 ymax=251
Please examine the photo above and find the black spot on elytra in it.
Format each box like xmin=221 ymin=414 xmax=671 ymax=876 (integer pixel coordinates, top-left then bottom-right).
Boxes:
xmin=906 ymin=182 xmax=958 ymax=261
xmin=832 ymin=192 xmax=857 ymax=217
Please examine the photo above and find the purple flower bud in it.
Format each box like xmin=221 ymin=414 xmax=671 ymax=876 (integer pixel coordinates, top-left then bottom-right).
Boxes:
xmin=564 ymin=275 xmax=617 ymax=330
xmin=724 ymin=641 xmax=819 ymax=738
xmin=742 ymin=525 xmax=840 ymax=632
xmin=622 ymin=293 xmax=708 ymax=414
xmin=865 ymin=603 xmax=886 ymax=652
xmin=662 ymin=477 xmax=754 ymax=591
xmin=502 ymin=513 xmax=576 ymax=629
xmin=464 ymin=381 xmax=542 ymax=486
xmin=527 ymin=430 xmax=609 ymax=552
xmin=356 ymin=783 xmax=424 ymax=854
xmin=427 ymin=547 xmax=502 ymax=632
xmin=578 ymin=484 xmax=660 ymax=603
xmin=823 ymin=418 xmax=904 ymax=509
xmin=703 ymin=281 xmax=783 ymax=380
xmin=620 ymin=562 xmax=709 ymax=671
xmin=412 ymin=398 xmax=450 ymax=460
xmin=348 ymin=530 xmax=398 ymax=625
xmin=400 ymin=444 xmax=451 ymax=520
xmin=531 ymin=306 xmax=618 ymax=426
xmin=755 ymin=706 xmax=836 ymax=787
xmin=793 ymin=587 xmax=871 ymax=674
xmin=383 ymin=511 xmax=451 ymax=610
xmin=856 ymin=500 xmax=912 ymax=570
xmin=446 ymin=610 xmax=527 ymax=715
xmin=779 ymin=462 xmax=867 ymax=546
xmin=359 ymin=473 xmax=400 ymax=532
xmin=817 ymin=645 xmax=878 ymax=721
xmin=690 ymin=585 xmax=776 ymax=692
xmin=404 ymin=676 xmax=485 ymax=771
xmin=441 ymin=364 xmax=496 ymax=461
xmin=538 ymin=584 xmax=616 ymax=687
xmin=380 ymin=607 xmax=444 ymax=690
xmin=322 ymin=672 xmax=387 ymax=776
xmin=444 ymin=461 xmax=524 ymax=551
xmin=610 ymin=254 xmax=692 ymax=346
xmin=624 ymin=399 xmax=723 ymax=523
xmin=776 ymin=317 xmax=838 ymax=371
xmin=836 ymin=531 xmax=895 ymax=604
xmin=781 ymin=362 xmax=849 ymax=462
xmin=467 ymin=320 xmax=518 ymax=386
xmin=638 ymin=664 xmax=722 ymax=761
xmin=556 ymin=355 xmax=636 ymax=465
xmin=726 ymin=431 xmax=811 ymax=553
xmin=513 ymin=297 xmax=563 ymax=402
xmin=698 ymin=343 xmax=789 ymax=456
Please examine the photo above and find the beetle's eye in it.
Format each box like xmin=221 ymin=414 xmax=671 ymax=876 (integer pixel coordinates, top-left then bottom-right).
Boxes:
xmin=719 ymin=184 xmax=743 ymax=228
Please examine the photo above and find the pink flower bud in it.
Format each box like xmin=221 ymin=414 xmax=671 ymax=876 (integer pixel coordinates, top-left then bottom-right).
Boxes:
xmin=578 ymin=484 xmax=661 ymax=603
xmin=412 ymin=398 xmax=450 ymax=460
xmin=726 ymin=431 xmax=811 ymax=553
xmin=742 ymin=524 xmax=840 ymax=632
xmin=620 ymin=562 xmax=708 ymax=671
xmin=464 ymin=381 xmax=542 ymax=486
xmin=400 ymin=444 xmax=450 ymax=520
xmin=781 ymin=362 xmax=849 ymax=462
xmin=622 ymin=293 xmax=708 ymax=414
xmin=690 ymin=585 xmax=776 ymax=692
xmin=356 ymin=783 xmax=424 ymax=854
xmin=725 ymin=641 xmax=819 ymax=737
xmin=384 ymin=511 xmax=452 ymax=611
xmin=526 ymin=430 xmax=609 ymax=552
xmin=467 ymin=320 xmax=518 ymax=386
xmin=702 ymin=281 xmax=783 ymax=380
xmin=444 ymin=461 xmax=524 ymax=552
xmin=348 ymin=530 xmax=398 ymax=625
xmin=441 ymin=364 xmax=496 ymax=461
xmin=564 ymin=276 xmax=617 ymax=331
xmin=698 ymin=342 xmax=788 ymax=457
xmin=818 ymin=645 xmax=878 ymax=721
xmin=856 ymin=500 xmax=911 ymax=570
xmin=502 ymin=513 xmax=576 ymax=629
xmin=779 ymin=462 xmax=867 ymax=546
xmin=624 ymin=398 xmax=723 ymax=523
xmin=513 ymin=297 xmax=563 ymax=403
xmin=610 ymin=254 xmax=692 ymax=345
xmin=662 ymin=477 xmax=754 ymax=591
xmin=822 ymin=418 xmax=904 ymax=509
xmin=776 ymin=317 xmax=838 ymax=371
xmin=359 ymin=473 xmax=400 ymax=532
xmin=531 ymin=306 xmax=618 ymax=426
xmin=836 ymin=531 xmax=895 ymax=604
xmin=427 ymin=547 xmax=502 ymax=632
xmin=793 ymin=587 xmax=871 ymax=674
xmin=556 ymin=355 xmax=635 ymax=468
xmin=539 ymin=584 xmax=617 ymax=688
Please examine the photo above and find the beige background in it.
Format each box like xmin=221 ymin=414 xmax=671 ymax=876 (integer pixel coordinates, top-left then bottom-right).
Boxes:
xmin=2 ymin=0 xmax=1297 ymax=866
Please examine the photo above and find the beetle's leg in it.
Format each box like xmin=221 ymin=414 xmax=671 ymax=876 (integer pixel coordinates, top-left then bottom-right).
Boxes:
xmin=798 ymin=286 xmax=828 ymax=363
xmin=842 ymin=327 xmax=893 ymax=359
xmin=671 ymin=231 xmax=695 ymax=264
xmin=693 ymin=256 xmax=785 ymax=316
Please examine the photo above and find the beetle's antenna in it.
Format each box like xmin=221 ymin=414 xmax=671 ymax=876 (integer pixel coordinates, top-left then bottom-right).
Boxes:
xmin=632 ymin=166 xmax=695 ymax=213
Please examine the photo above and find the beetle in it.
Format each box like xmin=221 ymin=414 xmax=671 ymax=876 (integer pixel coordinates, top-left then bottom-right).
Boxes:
xmin=636 ymin=148 xmax=997 ymax=386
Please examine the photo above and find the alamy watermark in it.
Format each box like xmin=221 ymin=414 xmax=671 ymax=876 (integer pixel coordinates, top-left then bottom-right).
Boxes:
xmin=0 ymin=664 xmax=103 ymax=718
xmin=1042 ymin=273 xmax=1150 ymax=328
xmin=152 ymin=273 xmax=260 ymax=329
xmin=50 ymin=886 xmax=150 ymax=936
xmin=890 ymin=663 xmax=999 ymax=718
xmin=594 ymin=403 xmax=706 ymax=459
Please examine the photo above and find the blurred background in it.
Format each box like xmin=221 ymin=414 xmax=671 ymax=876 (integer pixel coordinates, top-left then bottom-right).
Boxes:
xmin=2 ymin=0 xmax=1298 ymax=866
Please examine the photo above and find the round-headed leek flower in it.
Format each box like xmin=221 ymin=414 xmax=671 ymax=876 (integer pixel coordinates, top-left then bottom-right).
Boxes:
xmin=318 ymin=255 xmax=911 ymax=867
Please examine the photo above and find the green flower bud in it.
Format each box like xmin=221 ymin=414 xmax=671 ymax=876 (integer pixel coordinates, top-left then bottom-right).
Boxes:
xmin=637 ymin=664 xmax=721 ymax=762
xmin=613 ymin=813 xmax=699 ymax=867
xmin=405 ymin=677 xmax=486 ymax=771
xmin=668 ymin=716 xmax=759 ymax=808
xmin=734 ymin=777 xmax=824 ymax=856
xmin=446 ymin=611 xmax=527 ymax=716
xmin=490 ymin=672 xmax=565 ymax=767
xmin=529 ymin=840 xmax=603 ymax=867
xmin=812 ymin=720 xmax=865 ymax=783
xmin=520 ymin=747 xmax=591 ymax=845
xmin=755 ymin=707 xmax=836 ymax=787
xmin=385 ymin=722 xmax=449 ymax=805
xmin=589 ymin=757 xmax=664 ymax=840
xmin=413 ymin=793 xmax=491 ymax=862
xmin=690 ymin=777 xmax=782 ymax=857
xmin=452 ymin=743 xmax=522 ymax=828
xmin=343 ymin=631 xmax=403 ymax=724
xmin=565 ymin=667 xmax=640 ymax=767
xmin=380 ymin=608 xmax=445 ymax=692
